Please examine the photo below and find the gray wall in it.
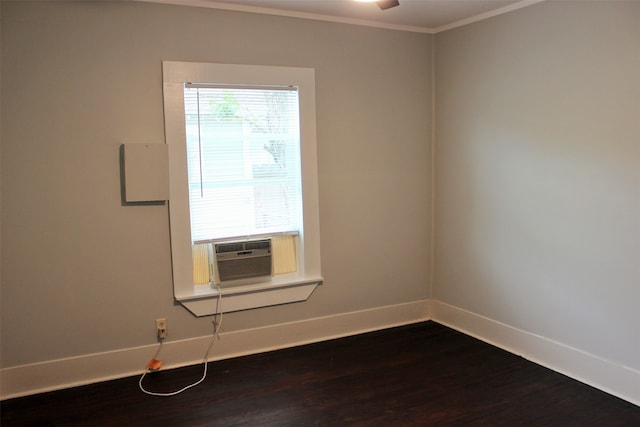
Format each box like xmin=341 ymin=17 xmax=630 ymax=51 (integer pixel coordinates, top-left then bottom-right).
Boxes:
xmin=434 ymin=1 xmax=639 ymax=371
xmin=0 ymin=1 xmax=433 ymax=367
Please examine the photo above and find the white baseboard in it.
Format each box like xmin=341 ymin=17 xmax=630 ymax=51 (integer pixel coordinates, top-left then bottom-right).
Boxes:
xmin=431 ymin=300 xmax=640 ymax=407
xmin=0 ymin=299 xmax=430 ymax=400
xmin=6 ymin=298 xmax=636 ymax=407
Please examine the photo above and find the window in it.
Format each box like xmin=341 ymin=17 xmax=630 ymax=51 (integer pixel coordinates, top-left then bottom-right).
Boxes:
xmin=163 ymin=62 xmax=322 ymax=316
xmin=185 ymin=84 xmax=301 ymax=283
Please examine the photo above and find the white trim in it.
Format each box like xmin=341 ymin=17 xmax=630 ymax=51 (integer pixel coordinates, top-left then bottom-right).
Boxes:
xmin=134 ymin=0 xmax=432 ymax=33
xmin=431 ymin=300 xmax=640 ymax=407
xmin=432 ymin=0 xmax=545 ymax=33
xmin=0 ymin=300 xmax=430 ymax=400
xmin=4 ymin=299 xmax=637 ymax=406
xmin=163 ymin=61 xmax=322 ymax=311
xmin=180 ymin=277 xmax=323 ymax=316
xmin=133 ymin=0 xmax=544 ymax=34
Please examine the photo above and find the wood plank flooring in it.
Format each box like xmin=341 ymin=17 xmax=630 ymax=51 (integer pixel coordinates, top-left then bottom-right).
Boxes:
xmin=2 ymin=321 xmax=639 ymax=426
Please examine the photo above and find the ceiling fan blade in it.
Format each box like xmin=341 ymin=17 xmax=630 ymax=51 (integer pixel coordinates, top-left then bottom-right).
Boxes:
xmin=377 ymin=0 xmax=400 ymax=10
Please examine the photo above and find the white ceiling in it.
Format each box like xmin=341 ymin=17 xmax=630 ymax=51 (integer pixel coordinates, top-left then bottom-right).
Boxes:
xmin=141 ymin=0 xmax=544 ymax=33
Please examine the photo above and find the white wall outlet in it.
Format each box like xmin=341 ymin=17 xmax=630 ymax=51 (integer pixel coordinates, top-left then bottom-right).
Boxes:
xmin=155 ymin=318 xmax=168 ymax=339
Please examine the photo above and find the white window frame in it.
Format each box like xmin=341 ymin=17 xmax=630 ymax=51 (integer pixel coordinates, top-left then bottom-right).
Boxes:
xmin=162 ymin=61 xmax=322 ymax=316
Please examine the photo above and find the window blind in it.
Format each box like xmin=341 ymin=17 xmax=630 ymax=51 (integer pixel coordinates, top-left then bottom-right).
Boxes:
xmin=183 ymin=85 xmax=303 ymax=243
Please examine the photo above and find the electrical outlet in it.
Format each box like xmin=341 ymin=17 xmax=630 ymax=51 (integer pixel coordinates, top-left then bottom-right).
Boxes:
xmin=155 ymin=318 xmax=168 ymax=339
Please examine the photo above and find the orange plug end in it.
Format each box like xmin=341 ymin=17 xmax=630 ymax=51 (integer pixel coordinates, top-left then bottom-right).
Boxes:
xmin=147 ymin=358 xmax=163 ymax=371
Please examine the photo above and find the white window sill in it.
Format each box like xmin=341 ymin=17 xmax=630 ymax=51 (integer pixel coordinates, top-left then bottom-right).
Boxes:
xmin=176 ymin=274 xmax=323 ymax=317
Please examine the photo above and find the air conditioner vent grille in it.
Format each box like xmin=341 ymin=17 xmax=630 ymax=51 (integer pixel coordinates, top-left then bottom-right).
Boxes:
xmin=214 ymin=239 xmax=272 ymax=282
xmin=215 ymin=242 xmax=245 ymax=254
xmin=245 ymin=240 xmax=271 ymax=251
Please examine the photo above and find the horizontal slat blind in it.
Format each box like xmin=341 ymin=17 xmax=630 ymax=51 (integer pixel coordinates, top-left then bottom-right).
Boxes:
xmin=184 ymin=85 xmax=303 ymax=242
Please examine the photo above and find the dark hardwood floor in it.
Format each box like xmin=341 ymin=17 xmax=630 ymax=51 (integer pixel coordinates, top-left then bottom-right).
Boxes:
xmin=2 ymin=321 xmax=638 ymax=426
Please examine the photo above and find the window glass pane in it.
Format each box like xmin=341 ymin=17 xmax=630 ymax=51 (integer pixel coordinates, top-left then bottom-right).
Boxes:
xmin=184 ymin=86 xmax=302 ymax=242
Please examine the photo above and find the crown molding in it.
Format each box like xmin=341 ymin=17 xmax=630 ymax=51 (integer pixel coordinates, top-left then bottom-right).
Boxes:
xmin=433 ymin=0 xmax=545 ymax=33
xmin=133 ymin=0 xmax=545 ymax=34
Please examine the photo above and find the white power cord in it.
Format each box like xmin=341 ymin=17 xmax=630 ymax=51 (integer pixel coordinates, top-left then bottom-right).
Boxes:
xmin=139 ymin=284 xmax=224 ymax=397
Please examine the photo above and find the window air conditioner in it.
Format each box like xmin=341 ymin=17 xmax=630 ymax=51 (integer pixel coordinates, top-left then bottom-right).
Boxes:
xmin=214 ymin=239 xmax=272 ymax=283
